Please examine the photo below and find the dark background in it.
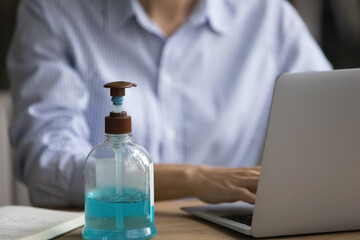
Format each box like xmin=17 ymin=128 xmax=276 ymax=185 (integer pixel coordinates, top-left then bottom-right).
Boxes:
xmin=0 ymin=0 xmax=19 ymax=90
xmin=1 ymin=0 xmax=360 ymax=90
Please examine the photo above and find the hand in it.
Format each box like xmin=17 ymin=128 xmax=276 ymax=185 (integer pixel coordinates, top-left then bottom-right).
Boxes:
xmin=191 ymin=166 xmax=260 ymax=204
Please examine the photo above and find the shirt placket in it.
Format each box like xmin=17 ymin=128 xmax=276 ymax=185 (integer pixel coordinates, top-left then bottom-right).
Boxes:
xmin=157 ymin=36 xmax=184 ymax=164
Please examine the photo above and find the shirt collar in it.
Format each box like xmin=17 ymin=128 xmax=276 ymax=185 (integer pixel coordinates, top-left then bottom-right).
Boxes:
xmin=203 ymin=0 xmax=237 ymax=35
xmin=106 ymin=0 xmax=236 ymax=35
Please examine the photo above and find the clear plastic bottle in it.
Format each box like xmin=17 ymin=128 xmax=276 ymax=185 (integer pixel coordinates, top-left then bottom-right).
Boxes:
xmin=82 ymin=82 xmax=156 ymax=240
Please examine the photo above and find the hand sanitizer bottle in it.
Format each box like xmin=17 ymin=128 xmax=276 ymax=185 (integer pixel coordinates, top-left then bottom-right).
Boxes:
xmin=82 ymin=81 xmax=156 ymax=240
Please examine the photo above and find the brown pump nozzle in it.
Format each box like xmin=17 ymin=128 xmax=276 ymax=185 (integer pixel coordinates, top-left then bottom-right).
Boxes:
xmin=104 ymin=81 xmax=137 ymax=97
xmin=104 ymin=81 xmax=137 ymax=134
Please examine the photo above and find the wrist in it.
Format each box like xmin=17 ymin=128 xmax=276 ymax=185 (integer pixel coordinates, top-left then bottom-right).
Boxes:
xmin=185 ymin=165 xmax=208 ymax=198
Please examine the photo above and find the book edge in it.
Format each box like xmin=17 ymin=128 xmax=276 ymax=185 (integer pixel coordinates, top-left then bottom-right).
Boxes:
xmin=21 ymin=215 xmax=85 ymax=240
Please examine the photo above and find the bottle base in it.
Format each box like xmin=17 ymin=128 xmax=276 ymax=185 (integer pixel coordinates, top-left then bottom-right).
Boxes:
xmin=82 ymin=225 xmax=157 ymax=240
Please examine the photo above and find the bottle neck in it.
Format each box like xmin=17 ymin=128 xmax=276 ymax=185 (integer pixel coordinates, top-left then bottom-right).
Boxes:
xmin=105 ymin=133 xmax=132 ymax=144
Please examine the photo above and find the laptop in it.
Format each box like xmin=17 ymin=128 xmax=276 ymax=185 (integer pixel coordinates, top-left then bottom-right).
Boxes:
xmin=182 ymin=69 xmax=360 ymax=238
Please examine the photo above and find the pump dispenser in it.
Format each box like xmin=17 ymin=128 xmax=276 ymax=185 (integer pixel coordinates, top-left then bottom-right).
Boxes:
xmin=83 ymin=81 xmax=156 ymax=240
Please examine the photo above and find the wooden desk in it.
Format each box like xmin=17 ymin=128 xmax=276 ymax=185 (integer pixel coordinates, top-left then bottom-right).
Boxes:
xmin=60 ymin=200 xmax=360 ymax=239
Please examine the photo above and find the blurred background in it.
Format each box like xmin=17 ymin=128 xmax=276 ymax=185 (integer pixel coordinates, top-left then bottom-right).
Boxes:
xmin=0 ymin=0 xmax=360 ymax=206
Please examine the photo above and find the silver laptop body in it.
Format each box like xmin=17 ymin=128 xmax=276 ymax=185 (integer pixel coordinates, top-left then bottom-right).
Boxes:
xmin=182 ymin=69 xmax=360 ymax=238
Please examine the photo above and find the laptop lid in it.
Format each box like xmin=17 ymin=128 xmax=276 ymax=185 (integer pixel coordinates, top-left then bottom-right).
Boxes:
xmin=252 ymin=69 xmax=360 ymax=237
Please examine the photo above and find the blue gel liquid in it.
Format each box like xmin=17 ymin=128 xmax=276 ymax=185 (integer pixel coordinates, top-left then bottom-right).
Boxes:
xmin=83 ymin=187 xmax=156 ymax=240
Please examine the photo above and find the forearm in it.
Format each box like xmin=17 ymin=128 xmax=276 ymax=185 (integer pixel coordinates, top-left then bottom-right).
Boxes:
xmin=154 ymin=164 xmax=260 ymax=204
xmin=7 ymin=0 xmax=91 ymax=207
xmin=154 ymin=164 xmax=201 ymax=201
xmin=25 ymin=148 xmax=88 ymax=207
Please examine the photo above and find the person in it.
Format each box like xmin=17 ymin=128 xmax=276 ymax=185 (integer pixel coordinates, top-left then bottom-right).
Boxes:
xmin=7 ymin=0 xmax=331 ymax=207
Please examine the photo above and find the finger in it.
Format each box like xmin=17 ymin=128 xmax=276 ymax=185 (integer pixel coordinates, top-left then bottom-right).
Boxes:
xmin=230 ymin=176 xmax=259 ymax=189
xmin=249 ymin=166 xmax=261 ymax=174
xmin=242 ymin=167 xmax=261 ymax=176
xmin=234 ymin=187 xmax=256 ymax=204
xmin=247 ymin=169 xmax=260 ymax=176
xmin=226 ymin=166 xmax=260 ymax=172
xmin=224 ymin=169 xmax=260 ymax=178
xmin=242 ymin=177 xmax=259 ymax=192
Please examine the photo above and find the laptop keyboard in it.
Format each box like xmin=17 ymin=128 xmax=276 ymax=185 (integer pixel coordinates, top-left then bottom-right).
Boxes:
xmin=221 ymin=214 xmax=253 ymax=226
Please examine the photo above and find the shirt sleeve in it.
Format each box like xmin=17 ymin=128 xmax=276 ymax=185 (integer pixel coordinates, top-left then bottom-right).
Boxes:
xmin=7 ymin=0 xmax=91 ymax=207
xmin=276 ymin=0 xmax=333 ymax=73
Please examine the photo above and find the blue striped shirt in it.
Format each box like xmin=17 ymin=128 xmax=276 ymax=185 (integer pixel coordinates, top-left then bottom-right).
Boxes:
xmin=8 ymin=0 xmax=331 ymax=206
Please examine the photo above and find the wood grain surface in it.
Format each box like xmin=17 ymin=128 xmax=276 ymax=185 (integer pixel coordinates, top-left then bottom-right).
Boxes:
xmin=59 ymin=200 xmax=360 ymax=240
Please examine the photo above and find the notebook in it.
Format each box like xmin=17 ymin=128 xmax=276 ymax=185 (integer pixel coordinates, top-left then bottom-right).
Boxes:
xmin=0 ymin=205 xmax=84 ymax=240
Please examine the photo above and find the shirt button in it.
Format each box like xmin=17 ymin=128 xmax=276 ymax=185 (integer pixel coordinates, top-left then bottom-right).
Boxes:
xmin=165 ymin=128 xmax=176 ymax=140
